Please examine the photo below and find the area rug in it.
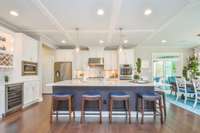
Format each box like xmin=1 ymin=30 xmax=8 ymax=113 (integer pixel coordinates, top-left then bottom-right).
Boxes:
xmin=166 ymin=94 xmax=200 ymax=116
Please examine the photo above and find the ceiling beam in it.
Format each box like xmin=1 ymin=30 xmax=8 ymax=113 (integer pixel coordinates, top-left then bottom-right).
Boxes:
xmin=31 ymin=0 xmax=76 ymax=44
xmin=107 ymin=0 xmax=123 ymax=44
xmin=20 ymin=29 xmax=156 ymax=33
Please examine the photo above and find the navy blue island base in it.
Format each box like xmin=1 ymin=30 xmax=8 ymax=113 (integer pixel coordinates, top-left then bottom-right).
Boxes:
xmin=53 ymin=85 xmax=154 ymax=111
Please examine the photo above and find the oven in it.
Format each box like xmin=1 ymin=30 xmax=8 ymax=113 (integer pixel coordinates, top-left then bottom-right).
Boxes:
xmin=22 ymin=61 xmax=38 ymax=76
xmin=120 ymin=64 xmax=133 ymax=80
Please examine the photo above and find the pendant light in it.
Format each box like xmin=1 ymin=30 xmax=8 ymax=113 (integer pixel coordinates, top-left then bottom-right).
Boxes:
xmin=118 ymin=27 xmax=123 ymax=52
xmin=75 ymin=27 xmax=80 ymax=52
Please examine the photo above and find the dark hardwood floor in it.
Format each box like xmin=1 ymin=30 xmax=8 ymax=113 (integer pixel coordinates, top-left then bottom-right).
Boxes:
xmin=0 ymin=95 xmax=200 ymax=133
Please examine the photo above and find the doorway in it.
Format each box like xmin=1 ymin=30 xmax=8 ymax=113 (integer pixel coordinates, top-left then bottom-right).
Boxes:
xmin=152 ymin=53 xmax=182 ymax=86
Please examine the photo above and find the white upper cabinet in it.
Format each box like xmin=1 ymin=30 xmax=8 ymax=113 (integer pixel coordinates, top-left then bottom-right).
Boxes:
xmin=104 ymin=50 xmax=118 ymax=70
xmin=89 ymin=46 xmax=104 ymax=58
xmin=55 ymin=49 xmax=74 ymax=62
xmin=22 ymin=34 xmax=38 ymax=62
xmin=74 ymin=50 xmax=89 ymax=70
xmin=118 ymin=49 xmax=135 ymax=65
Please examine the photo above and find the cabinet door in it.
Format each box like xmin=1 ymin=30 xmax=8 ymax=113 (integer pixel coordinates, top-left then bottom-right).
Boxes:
xmin=0 ymin=85 xmax=5 ymax=115
xmin=118 ymin=50 xmax=126 ymax=64
xmin=118 ymin=49 xmax=134 ymax=65
xmin=33 ymin=81 xmax=40 ymax=100
xmin=23 ymin=82 xmax=33 ymax=105
xmin=55 ymin=50 xmax=73 ymax=62
xmin=104 ymin=51 xmax=111 ymax=70
xmin=22 ymin=35 xmax=38 ymax=62
xmin=111 ymin=51 xmax=118 ymax=70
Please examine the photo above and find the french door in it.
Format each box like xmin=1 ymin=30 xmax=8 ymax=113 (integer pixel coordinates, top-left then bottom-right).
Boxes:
xmin=153 ymin=60 xmax=177 ymax=82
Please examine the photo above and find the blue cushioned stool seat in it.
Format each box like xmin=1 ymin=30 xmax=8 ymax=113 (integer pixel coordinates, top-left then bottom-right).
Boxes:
xmin=109 ymin=92 xmax=129 ymax=97
xmin=137 ymin=91 xmax=160 ymax=101
xmin=82 ymin=92 xmax=101 ymax=97
xmin=53 ymin=93 xmax=72 ymax=97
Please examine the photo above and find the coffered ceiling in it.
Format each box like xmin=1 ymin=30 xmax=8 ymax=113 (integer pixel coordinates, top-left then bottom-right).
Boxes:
xmin=0 ymin=0 xmax=200 ymax=48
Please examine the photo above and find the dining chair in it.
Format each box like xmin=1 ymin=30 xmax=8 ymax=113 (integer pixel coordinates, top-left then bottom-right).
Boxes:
xmin=176 ymin=77 xmax=195 ymax=103
xmin=192 ymin=79 xmax=200 ymax=108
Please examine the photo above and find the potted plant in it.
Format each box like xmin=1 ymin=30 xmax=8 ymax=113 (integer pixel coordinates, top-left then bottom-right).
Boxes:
xmin=134 ymin=58 xmax=142 ymax=80
xmin=4 ymin=75 xmax=9 ymax=83
xmin=182 ymin=56 xmax=199 ymax=80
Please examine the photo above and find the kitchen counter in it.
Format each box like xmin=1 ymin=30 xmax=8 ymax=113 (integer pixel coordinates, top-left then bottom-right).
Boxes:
xmin=48 ymin=79 xmax=155 ymax=111
xmin=47 ymin=79 xmax=154 ymax=87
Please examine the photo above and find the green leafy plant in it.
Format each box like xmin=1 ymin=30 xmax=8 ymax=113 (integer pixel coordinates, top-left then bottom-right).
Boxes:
xmin=183 ymin=56 xmax=199 ymax=80
xmin=182 ymin=66 xmax=188 ymax=80
xmin=136 ymin=58 xmax=142 ymax=74
xmin=134 ymin=58 xmax=142 ymax=80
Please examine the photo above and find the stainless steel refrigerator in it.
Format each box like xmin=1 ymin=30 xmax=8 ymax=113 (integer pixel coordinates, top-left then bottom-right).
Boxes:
xmin=54 ymin=62 xmax=72 ymax=82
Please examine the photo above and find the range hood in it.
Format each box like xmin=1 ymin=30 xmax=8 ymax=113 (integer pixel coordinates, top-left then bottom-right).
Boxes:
xmin=88 ymin=58 xmax=104 ymax=66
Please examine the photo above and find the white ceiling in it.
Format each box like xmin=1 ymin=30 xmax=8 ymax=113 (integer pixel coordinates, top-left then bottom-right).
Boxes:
xmin=0 ymin=0 xmax=200 ymax=48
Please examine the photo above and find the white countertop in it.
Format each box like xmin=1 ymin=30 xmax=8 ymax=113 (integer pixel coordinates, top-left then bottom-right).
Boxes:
xmin=46 ymin=79 xmax=155 ymax=87
xmin=1 ymin=79 xmax=40 ymax=86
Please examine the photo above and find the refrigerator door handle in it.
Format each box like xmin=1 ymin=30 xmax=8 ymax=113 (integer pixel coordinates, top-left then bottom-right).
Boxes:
xmin=56 ymin=71 xmax=60 ymax=77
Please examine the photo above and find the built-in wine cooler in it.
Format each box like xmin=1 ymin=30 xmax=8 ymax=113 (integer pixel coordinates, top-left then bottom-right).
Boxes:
xmin=5 ymin=83 xmax=23 ymax=115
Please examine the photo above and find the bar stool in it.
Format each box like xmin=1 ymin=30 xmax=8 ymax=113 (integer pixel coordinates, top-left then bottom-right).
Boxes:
xmin=80 ymin=92 xmax=102 ymax=123
xmin=155 ymin=90 xmax=167 ymax=120
xmin=50 ymin=93 xmax=74 ymax=122
xmin=109 ymin=92 xmax=131 ymax=124
xmin=136 ymin=91 xmax=163 ymax=124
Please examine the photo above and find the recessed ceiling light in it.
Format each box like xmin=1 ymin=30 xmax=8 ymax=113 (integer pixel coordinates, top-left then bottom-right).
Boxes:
xmin=97 ymin=9 xmax=104 ymax=16
xmin=161 ymin=40 xmax=167 ymax=43
xmin=124 ymin=40 xmax=128 ymax=44
xmin=144 ymin=9 xmax=152 ymax=16
xmin=99 ymin=40 xmax=104 ymax=44
xmin=75 ymin=46 xmax=80 ymax=52
xmin=9 ymin=10 xmax=19 ymax=17
xmin=61 ymin=40 xmax=66 ymax=44
xmin=118 ymin=46 xmax=123 ymax=52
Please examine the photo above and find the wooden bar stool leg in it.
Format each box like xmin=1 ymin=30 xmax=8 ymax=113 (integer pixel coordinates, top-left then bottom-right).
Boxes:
xmin=68 ymin=97 xmax=72 ymax=121
xmin=124 ymin=100 xmax=128 ymax=121
xmin=136 ymin=96 xmax=139 ymax=121
xmin=159 ymin=99 xmax=164 ymax=124
xmin=109 ymin=98 xmax=112 ymax=123
xmin=80 ymin=98 xmax=85 ymax=123
xmin=72 ymin=97 xmax=75 ymax=120
xmin=126 ymin=99 xmax=131 ymax=124
xmin=153 ymin=101 xmax=156 ymax=121
xmin=55 ymin=100 xmax=58 ymax=120
xmin=50 ymin=97 xmax=54 ymax=123
xmin=141 ymin=99 xmax=144 ymax=124
xmin=99 ymin=97 xmax=102 ymax=124
xmin=162 ymin=93 xmax=167 ymax=120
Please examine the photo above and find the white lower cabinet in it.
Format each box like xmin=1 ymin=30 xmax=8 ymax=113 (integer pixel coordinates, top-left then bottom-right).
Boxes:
xmin=0 ymin=85 xmax=5 ymax=118
xmin=23 ymin=80 xmax=40 ymax=107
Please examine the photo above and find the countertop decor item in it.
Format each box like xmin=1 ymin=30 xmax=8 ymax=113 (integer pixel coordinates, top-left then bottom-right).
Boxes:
xmin=4 ymin=75 xmax=9 ymax=82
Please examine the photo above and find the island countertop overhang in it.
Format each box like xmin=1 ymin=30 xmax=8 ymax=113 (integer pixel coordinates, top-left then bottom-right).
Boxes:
xmin=46 ymin=80 xmax=155 ymax=87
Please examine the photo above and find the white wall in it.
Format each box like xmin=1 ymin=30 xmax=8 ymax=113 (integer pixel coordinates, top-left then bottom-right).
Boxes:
xmin=42 ymin=45 xmax=55 ymax=94
xmin=135 ymin=46 xmax=193 ymax=80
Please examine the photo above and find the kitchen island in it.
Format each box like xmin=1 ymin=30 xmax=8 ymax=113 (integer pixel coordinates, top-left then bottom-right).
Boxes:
xmin=47 ymin=80 xmax=155 ymax=111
